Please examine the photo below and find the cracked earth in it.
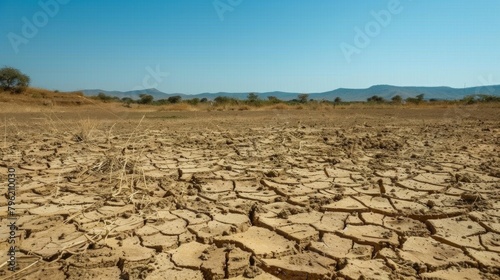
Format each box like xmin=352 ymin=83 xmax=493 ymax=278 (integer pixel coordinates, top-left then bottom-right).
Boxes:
xmin=0 ymin=107 xmax=499 ymax=279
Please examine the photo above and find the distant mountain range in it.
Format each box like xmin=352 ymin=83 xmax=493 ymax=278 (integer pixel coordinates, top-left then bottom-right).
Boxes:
xmin=81 ymin=84 xmax=500 ymax=102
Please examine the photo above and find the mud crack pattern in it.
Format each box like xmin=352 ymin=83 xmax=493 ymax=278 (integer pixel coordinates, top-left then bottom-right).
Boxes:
xmin=0 ymin=109 xmax=499 ymax=280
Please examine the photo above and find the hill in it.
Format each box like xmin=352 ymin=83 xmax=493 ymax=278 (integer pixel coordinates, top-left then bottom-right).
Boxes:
xmin=81 ymin=85 xmax=500 ymax=102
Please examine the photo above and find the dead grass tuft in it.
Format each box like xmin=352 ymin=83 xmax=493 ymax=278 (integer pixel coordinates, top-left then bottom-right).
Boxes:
xmin=90 ymin=154 xmax=136 ymax=174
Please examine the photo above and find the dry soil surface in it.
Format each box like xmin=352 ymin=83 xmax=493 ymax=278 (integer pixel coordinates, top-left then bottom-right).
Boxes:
xmin=0 ymin=106 xmax=499 ymax=280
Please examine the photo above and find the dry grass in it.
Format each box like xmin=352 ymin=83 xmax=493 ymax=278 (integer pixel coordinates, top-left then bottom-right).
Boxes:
xmin=73 ymin=118 xmax=101 ymax=142
xmin=2 ymin=88 xmax=499 ymax=114
xmin=267 ymin=103 xmax=291 ymax=110
xmin=0 ymin=87 xmax=90 ymax=111
xmin=157 ymin=103 xmax=196 ymax=111
xmin=135 ymin=101 xmax=500 ymax=113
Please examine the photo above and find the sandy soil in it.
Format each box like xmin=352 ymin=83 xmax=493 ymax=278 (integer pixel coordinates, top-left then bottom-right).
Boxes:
xmin=0 ymin=105 xmax=499 ymax=280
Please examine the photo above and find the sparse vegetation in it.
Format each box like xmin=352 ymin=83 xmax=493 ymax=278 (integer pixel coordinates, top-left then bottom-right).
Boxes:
xmin=2 ymin=83 xmax=499 ymax=112
xmin=95 ymin=92 xmax=117 ymax=102
xmin=461 ymin=94 xmax=500 ymax=104
xmin=267 ymin=96 xmax=281 ymax=104
xmin=406 ymin=94 xmax=425 ymax=104
xmin=214 ymin=96 xmax=239 ymax=105
xmin=367 ymin=95 xmax=385 ymax=103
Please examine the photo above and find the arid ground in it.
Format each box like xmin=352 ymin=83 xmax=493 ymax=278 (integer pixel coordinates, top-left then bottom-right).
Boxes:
xmin=1 ymin=104 xmax=499 ymax=279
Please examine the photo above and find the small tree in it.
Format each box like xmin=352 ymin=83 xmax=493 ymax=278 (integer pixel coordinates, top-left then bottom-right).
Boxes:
xmin=367 ymin=95 xmax=385 ymax=103
xmin=247 ymin=92 xmax=259 ymax=103
xmin=167 ymin=95 xmax=182 ymax=104
xmin=416 ymin=94 xmax=424 ymax=102
xmin=0 ymin=67 xmax=30 ymax=93
xmin=96 ymin=92 xmax=115 ymax=102
xmin=298 ymin=94 xmax=309 ymax=103
xmin=214 ymin=96 xmax=238 ymax=105
xmin=121 ymin=97 xmax=134 ymax=107
xmin=461 ymin=95 xmax=476 ymax=105
xmin=334 ymin=97 xmax=342 ymax=104
xmin=138 ymin=94 xmax=154 ymax=104
xmin=186 ymin=98 xmax=200 ymax=105
xmin=391 ymin=95 xmax=402 ymax=104
xmin=267 ymin=96 xmax=281 ymax=104
xmin=406 ymin=94 xmax=424 ymax=104
xmin=121 ymin=97 xmax=134 ymax=103
xmin=200 ymin=97 xmax=208 ymax=103
xmin=214 ymin=96 xmax=228 ymax=104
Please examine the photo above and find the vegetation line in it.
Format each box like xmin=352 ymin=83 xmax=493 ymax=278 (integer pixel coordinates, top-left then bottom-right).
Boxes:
xmin=1 ymin=66 xmax=499 ymax=112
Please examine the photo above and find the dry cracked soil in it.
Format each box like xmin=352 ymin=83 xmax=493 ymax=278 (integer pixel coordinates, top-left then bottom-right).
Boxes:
xmin=0 ymin=106 xmax=499 ymax=280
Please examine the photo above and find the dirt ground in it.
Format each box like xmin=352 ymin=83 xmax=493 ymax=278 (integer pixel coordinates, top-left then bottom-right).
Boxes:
xmin=0 ymin=104 xmax=499 ymax=280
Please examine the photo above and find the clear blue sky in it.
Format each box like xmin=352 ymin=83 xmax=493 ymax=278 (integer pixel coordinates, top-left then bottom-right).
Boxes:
xmin=1 ymin=0 xmax=499 ymax=94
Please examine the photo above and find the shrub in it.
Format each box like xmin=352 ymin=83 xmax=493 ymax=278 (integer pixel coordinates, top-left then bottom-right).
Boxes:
xmin=214 ymin=96 xmax=239 ymax=105
xmin=186 ymin=98 xmax=200 ymax=105
xmin=247 ymin=93 xmax=259 ymax=103
xmin=121 ymin=97 xmax=134 ymax=104
xmin=267 ymin=96 xmax=281 ymax=104
xmin=460 ymin=94 xmax=500 ymax=104
xmin=96 ymin=92 xmax=114 ymax=102
xmin=477 ymin=94 xmax=500 ymax=102
xmin=138 ymin=94 xmax=154 ymax=104
xmin=367 ymin=95 xmax=385 ymax=103
xmin=406 ymin=94 xmax=425 ymax=104
xmin=298 ymin=94 xmax=309 ymax=103
xmin=391 ymin=95 xmax=402 ymax=104
xmin=155 ymin=99 xmax=169 ymax=105
xmin=167 ymin=95 xmax=182 ymax=104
